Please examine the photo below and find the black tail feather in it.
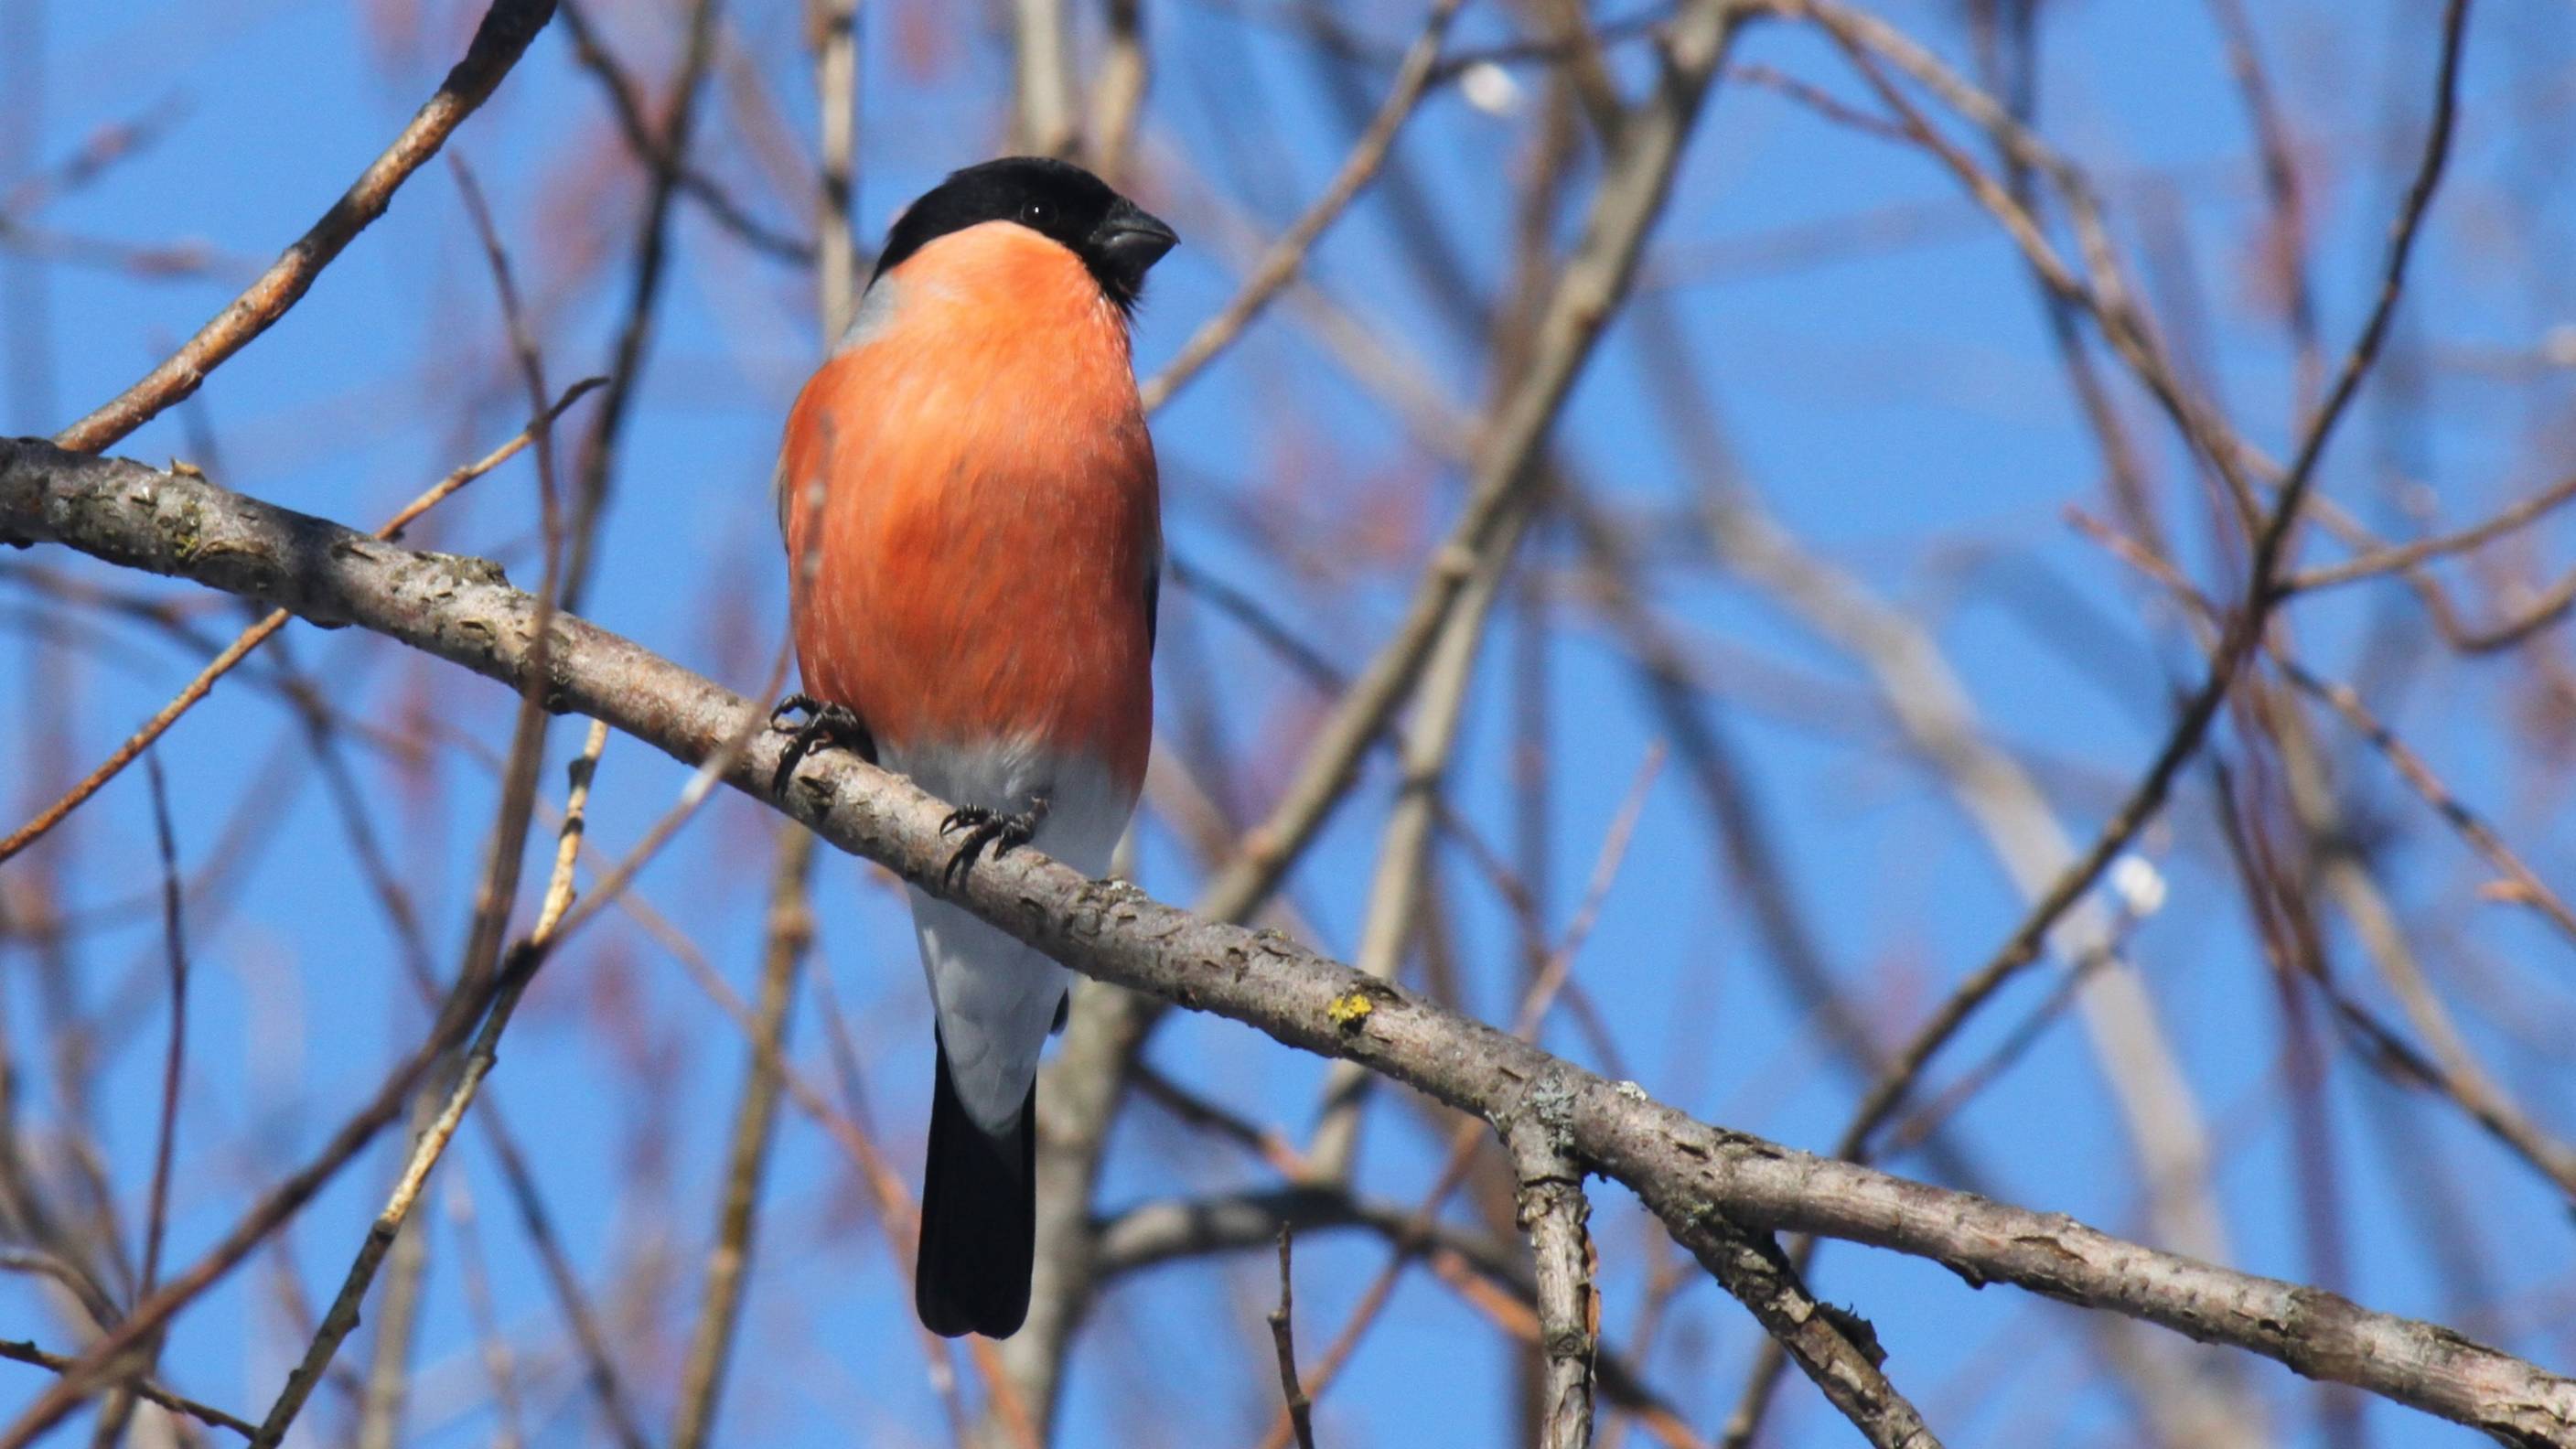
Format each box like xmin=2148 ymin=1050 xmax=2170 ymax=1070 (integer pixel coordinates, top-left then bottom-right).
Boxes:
xmin=915 ymin=1037 xmax=1036 ymax=1338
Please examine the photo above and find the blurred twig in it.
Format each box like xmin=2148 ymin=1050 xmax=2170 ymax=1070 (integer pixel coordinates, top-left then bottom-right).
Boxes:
xmin=1141 ymin=0 xmax=1465 ymax=412
xmin=554 ymin=0 xmax=814 ymax=263
xmin=1088 ymin=0 xmax=1151 ymax=182
xmin=249 ymin=722 xmax=611 ymax=1448
xmin=1809 ymin=0 xmax=2474 ymax=1201
xmin=0 ymin=377 xmax=605 ymax=868
xmin=670 ymin=825 xmax=814 ymax=1449
xmin=1010 ymin=0 xmax=1080 ymax=157
xmin=810 ymin=0 xmax=861 ymax=337
xmin=0 ymin=1338 xmax=250 ymax=1439
xmin=560 ymin=0 xmax=726 ymax=609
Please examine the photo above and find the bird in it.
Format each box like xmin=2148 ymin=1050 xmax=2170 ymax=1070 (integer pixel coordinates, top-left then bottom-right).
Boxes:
xmin=768 ymin=156 xmax=1175 ymax=1339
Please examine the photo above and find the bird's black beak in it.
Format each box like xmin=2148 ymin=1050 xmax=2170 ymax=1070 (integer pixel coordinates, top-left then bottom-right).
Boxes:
xmin=1092 ymin=199 xmax=1178 ymax=275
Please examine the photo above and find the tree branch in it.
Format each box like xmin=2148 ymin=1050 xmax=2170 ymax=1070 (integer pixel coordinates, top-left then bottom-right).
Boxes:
xmin=6 ymin=443 xmax=2574 ymax=1443
xmin=1506 ymin=1120 xmax=1599 ymax=1449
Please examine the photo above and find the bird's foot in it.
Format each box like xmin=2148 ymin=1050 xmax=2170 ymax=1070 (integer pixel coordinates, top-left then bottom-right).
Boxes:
xmin=940 ymin=798 xmax=1048 ymax=887
xmin=768 ymin=693 xmax=875 ymax=797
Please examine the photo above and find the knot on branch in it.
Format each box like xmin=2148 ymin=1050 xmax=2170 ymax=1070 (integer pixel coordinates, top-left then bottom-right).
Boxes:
xmin=1065 ymin=876 xmax=1149 ymax=942
xmin=1819 ymin=1302 xmax=1888 ymax=1369
xmin=1497 ymin=1067 xmax=1582 ymax=1145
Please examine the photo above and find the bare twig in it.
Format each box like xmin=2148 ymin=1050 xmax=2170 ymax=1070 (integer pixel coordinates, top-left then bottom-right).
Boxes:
xmin=2280 ymin=657 xmax=2576 ymax=945
xmin=1663 ymin=1206 xmax=1940 ymax=1449
xmin=2206 ymin=0 xmax=2324 ymax=413
xmin=0 ymin=377 xmax=604 ymax=866
xmin=51 ymin=0 xmax=559 ymax=454
xmin=2285 ymin=468 xmax=2576 ymax=592
xmin=1090 ymin=1185 xmax=1705 ymax=1447
xmin=248 ymin=722 xmax=610 ymax=1448
xmin=135 ymin=754 xmax=185 ymax=1299
xmin=1820 ymin=0 xmax=2474 ymax=1181
xmin=1308 ymin=541 xmax=1506 ymax=1178
xmin=670 ymin=825 xmax=814 ymax=1449
xmin=0 ymin=1338 xmax=251 ymax=1439
xmin=560 ymin=0 xmax=725 ymax=609
xmin=1268 ymin=1229 xmax=1318 ymax=1449
xmin=1141 ymin=0 xmax=1466 ymax=412
xmin=810 ymin=0 xmax=862 ymax=338
xmin=553 ymin=0 xmax=813 ymax=263
xmin=0 ymin=860 xmax=544 ymax=1443
xmin=1194 ymin=0 xmax=1755 ymax=928
xmin=472 ymin=1101 xmax=659 ymax=1449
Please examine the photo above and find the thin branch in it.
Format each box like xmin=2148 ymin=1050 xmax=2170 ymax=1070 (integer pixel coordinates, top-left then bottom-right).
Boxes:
xmin=441 ymin=1175 xmax=526 ymax=1449
xmin=1819 ymin=0 xmax=2474 ymax=1178
xmin=50 ymin=0 xmax=558 ymax=454
xmin=248 ymin=722 xmax=610 ymax=1448
xmin=472 ymin=1101 xmax=659 ymax=1449
xmin=810 ymin=0 xmax=862 ymax=338
xmin=1193 ymin=0 xmax=1756 ymax=928
xmin=1268 ymin=1229 xmax=1318 ymax=1449
xmin=2285 ymin=468 xmax=2576 ymax=592
xmin=0 ymin=1339 xmax=251 ymax=1439
xmin=2205 ymin=0 xmax=2324 ymax=414
xmin=135 ymin=754 xmax=185 ymax=1299
xmin=1659 ymin=1205 xmax=1939 ymax=1449
xmin=0 ymin=855 xmax=535 ymax=1442
xmin=1140 ymin=0 xmax=1466 ymax=412
xmin=560 ymin=0 xmax=725 ymax=609
xmin=0 ymin=376 xmax=604 ymax=866
xmin=2280 ymin=657 xmax=2576 ymax=945
xmin=670 ymin=824 xmax=813 ymax=1449
xmin=553 ymin=0 xmax=814 ymax=264
xmin=1308 ymin=540 xmax=1506 ymax=1177
xmin=1089 ymin=1185 xmax=1706 ymax=1447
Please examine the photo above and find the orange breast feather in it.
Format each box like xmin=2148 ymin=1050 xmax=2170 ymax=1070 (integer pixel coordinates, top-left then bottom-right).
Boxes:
xmin=779 ymin=221 xmax=1159 ymax=790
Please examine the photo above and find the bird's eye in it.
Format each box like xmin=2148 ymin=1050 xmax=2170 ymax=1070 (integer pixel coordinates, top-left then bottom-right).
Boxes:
xmin=1021 ymin=200 xmax=1051 ymax=227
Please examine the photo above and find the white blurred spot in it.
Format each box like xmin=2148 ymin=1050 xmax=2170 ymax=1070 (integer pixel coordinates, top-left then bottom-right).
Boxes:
xmin=2110 ymin=854 xmax=2167 ymax=918
xmin=1460 ymin=61 xmax=1521 ymax=117
xmin=2545 ymin=322 xmax=2576 ymax=368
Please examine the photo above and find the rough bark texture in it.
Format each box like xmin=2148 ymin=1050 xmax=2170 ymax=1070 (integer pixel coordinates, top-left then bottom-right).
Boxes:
xmin=6 ymin=439 xmax=2574 ymax=1445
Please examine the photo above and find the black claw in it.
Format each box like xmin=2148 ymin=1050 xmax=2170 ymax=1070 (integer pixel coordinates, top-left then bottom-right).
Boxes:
xmin=939 ymin=800 xmax=1046 ymax=888
xmin=768 ymin=693 xmax=875 ymax=797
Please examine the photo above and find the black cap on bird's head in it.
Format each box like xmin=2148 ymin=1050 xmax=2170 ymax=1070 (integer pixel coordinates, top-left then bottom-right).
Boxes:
xmin=875 ymin=156 xmax=1179 ymax=314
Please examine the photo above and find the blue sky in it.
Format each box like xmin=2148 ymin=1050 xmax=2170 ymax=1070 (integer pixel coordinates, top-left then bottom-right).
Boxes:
xmin=6 ymin=1 xmax=2575 ymax=1444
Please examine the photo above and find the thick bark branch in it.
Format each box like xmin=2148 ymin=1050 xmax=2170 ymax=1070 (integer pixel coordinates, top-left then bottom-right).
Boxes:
xmin=6 ymin=440 xmax=2574 ymax=1445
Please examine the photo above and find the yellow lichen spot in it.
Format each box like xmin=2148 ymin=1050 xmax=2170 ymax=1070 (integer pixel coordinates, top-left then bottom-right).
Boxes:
xmin=1326 ymin=991 xmax=1376 ymax=1030
xmin=169 ymin=459 xmax=205 ymax=478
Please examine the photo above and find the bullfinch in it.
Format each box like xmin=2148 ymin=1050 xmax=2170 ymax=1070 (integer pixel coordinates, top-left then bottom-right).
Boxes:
xmin=769 ymin=156 xmax=1175 ymax=1338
